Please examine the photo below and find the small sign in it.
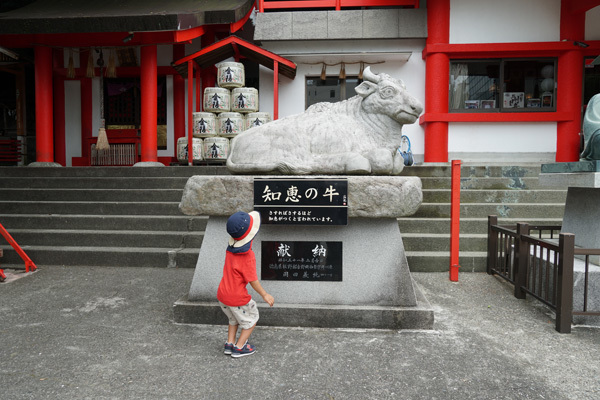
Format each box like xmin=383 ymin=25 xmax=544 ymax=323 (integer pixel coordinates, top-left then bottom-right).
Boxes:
xmin=261 ymin=241 xmax=342 ymax=281
xmin=254 ymin=178 xmax=348 ymax=225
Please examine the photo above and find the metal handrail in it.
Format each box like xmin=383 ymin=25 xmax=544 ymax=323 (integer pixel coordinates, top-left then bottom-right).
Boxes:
xmin=0 ymin=222 xmax=37 ymax=273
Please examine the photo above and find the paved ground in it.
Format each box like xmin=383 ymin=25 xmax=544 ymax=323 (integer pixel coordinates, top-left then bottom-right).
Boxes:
xmin=1 ymin=266 xmax=598 ymax=400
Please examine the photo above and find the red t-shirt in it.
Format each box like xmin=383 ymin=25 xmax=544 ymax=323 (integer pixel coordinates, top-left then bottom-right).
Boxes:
xmin=216 ymin=248 xmax=258 ymax=307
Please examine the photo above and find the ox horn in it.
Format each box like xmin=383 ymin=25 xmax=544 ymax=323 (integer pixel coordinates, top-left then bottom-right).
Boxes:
xmin=362 ymin=66 xmax=380 ymax=83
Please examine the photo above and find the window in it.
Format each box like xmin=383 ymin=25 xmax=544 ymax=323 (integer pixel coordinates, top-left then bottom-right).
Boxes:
xmin=450 ymin=59 xmax=556 ymax=112
xmin=305 ymin=77 xmax=361 ymax=109
xmin=104 ymin=76 xmax=167 ymax=127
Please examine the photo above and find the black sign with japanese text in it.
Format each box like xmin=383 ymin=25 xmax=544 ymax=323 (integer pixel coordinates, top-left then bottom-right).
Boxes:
xmin=261 ymin=241 xmax=342 ymax=281
xmin=254 ymin=178 xmax=348 ymax=225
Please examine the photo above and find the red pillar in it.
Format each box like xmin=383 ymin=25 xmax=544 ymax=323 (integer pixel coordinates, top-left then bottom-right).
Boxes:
xmin=557 ymin=1 xmax=585 ymax=162
xmin=140 ymin=45 xmax=158 ymax=163
xmin=173 ymin=44 xmax=186 ymax=154
xmin=34 ymin=46 xmax=54 ymax=163
xmin=424 ymin=0 xmax=450 ymax=162
xmin=557 ymin=50 xmax=584 ymax=162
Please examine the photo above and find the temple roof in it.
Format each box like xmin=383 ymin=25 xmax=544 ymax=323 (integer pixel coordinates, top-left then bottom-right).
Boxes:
xmin=173 ymin=35 xmax=297 ymax=80
xmin=0 ymin=0 xmax=254 ymax=34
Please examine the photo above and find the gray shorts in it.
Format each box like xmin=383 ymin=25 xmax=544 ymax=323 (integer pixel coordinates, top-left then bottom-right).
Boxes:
xmin=219 ymin=299 xmax=259 ymax=330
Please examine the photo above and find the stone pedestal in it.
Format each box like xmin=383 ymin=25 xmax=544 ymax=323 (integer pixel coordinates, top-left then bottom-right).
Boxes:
xmin=174 ymin=175 xmax=434 ymax=330
xmin=539 ymin=168 xmax=600 ymax=325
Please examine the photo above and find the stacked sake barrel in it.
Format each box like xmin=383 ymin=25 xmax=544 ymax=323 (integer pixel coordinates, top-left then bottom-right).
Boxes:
xmin=177 ymin=61 xmax=272 ymax=164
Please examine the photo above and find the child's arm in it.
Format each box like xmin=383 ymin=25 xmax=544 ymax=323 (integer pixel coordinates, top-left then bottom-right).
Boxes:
xmin=249 ymin=280 xmax=275 ymax=307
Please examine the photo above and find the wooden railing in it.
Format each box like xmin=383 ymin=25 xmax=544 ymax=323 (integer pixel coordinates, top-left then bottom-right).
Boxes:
xmin=257 ymin=0 xmax=419 ymax=12
xmin=487 ymin=215 xmax=600 ymax=333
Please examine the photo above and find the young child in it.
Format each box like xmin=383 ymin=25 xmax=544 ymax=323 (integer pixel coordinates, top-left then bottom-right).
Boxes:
xmin=217 ymin=211 xmax=275 ymax=358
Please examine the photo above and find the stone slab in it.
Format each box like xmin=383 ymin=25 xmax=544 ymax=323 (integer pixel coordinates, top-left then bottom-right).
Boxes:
xmin=187 ymin=217 xmax=417 ymax=307
xmin=179 ymin=175 xmax=422 ymax=218
xmin=541 ymin=161 xmax=600 ymax=173
xmin=561 ymin=187 xmax=600 ymax=249
xmin=538 ymin=172 xmax=600 ymax=188
xmin=174 ymin=284 xmax=434 ymax=330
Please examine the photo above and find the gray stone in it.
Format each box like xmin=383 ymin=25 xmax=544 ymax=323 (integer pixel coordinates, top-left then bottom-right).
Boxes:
xmin=363 ymin=10 xmax=399 ymax=39
xmin=174 ymin=291 xmax=434 ymax=330
xmin=327 ymin=10 xmax=362 ymax=39
xmin=187 ymin=218 xmax=418 ymax=306
xmin=561 ymin=187 xmax=600 ymax=249
xmin=226 ymin=67 xmax=423 ymax=175
xmin=541 ymin=161 xmax=600 ymax=173
xmin=539 ymin=172 xmax=600 ymax=188
xmin=179 ymin=175 xmax=423 ymax=218
xmin=133 ymin=161 xmax=165 ymax=167
xmin=397 ymin=8 xmax=428 ymax=38
xmin=292 ymin=11 xmax=328 ymax=40
xmin=254 ymin=12 xmax=293 ymax=41
xmin=28 ymin=161 xmax=62 ymax=167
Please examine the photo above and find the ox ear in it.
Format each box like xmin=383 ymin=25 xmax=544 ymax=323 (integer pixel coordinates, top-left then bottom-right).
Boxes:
xmin=355 ymin=81 xmax=378 ymax=98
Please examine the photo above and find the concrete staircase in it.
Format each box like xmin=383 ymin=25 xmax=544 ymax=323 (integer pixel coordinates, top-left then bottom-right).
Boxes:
xmin=0 ymin=163 xmax=568 ymax=272
xmin=0 ymin=166 xmax=228 ymax=269
xmin=399 ymin=163 xmax=568 ymax=272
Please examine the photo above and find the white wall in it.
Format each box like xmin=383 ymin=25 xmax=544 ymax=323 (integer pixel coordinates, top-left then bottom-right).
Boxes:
xmin=64 ymin=81 xmax=82 ymax=166
xmin=585 ymin=6 xmax=600 ymax=40
xmin=259 ymin=39 xmax=427 ymax=156
xmin=450 ymin=0 xmax=561 ymax=44
xmin=448 ymin=122 xmax=557 ymax=162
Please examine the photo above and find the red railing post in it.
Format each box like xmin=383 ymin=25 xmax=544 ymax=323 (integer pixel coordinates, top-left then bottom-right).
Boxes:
xmin=449 ymin=160 xmax=461 ymax=281
xmin=0 ymin=223 xmax=37 ymax=273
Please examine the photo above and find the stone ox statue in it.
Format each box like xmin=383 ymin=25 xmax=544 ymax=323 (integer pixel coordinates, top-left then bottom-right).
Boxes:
xmin=226 ymin=67 xmax=423 ymax=175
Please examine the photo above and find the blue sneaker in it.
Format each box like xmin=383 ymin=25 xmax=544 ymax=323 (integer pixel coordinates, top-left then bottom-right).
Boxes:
xmin=224 ymin=342 xmax=234 ymax=355
xmin=231 ymin=342 xmax=256 ymax=358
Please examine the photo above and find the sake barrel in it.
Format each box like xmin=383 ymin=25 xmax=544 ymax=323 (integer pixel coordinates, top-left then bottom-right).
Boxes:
xmin=203 ymin=87 xmax=230 ymax=113
xmin=231 ymin=87 xmax=259 ymax=113
xmin=192 ymin=112 xmax=217 ymax=138
xmin=217 ymin=61 xmax=245 ymax=89
xmin=217 ymin=112 xmax=244 ymax=138
xmin=244 ymin=112 xmax=272 ymax=130
xmin=177 ymin=137 xmax=203 ymax=164
xmin=203 ymin=137 xmax=230 ymax=161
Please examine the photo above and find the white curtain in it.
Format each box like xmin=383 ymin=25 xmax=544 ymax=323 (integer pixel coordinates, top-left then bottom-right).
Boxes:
xmin=450 ymin=63 xmax=469 ymax=109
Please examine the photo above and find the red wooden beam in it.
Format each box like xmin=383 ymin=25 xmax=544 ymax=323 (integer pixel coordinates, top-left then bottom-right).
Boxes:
xmin=140 ymin=45 xmax=158 ymax=163
xmin=34 ymin=45 xmax=54 ymax=163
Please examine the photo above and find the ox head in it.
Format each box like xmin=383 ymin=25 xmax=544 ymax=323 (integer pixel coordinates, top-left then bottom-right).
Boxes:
xmin=355 ymin=67 xmax=423 ymax=124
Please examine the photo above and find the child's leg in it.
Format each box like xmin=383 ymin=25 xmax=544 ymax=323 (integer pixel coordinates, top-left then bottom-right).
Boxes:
xmin=227 ymin=324 xmax=238 ymax=344
xmin=235 ymin=323 xmax=256 ymax=348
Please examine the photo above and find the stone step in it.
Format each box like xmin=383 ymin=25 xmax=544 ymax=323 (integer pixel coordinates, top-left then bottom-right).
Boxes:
xmin=0 ymin=188 xmax=183 ymax=202
xmin=0 ymin=214 xmax=208 ymax=231
xmin=0 ymin=245 xmax=199 ymax=268
xmin=397 ymin=217 xmax=563 ymax=234
xmin=419 ymin=176 xmax=566 ymax=190
xmin=400 ymin=163 xmax=543 ymax=178
xmin=422 ymin=189 xmax=567 ymax=203
xmin=414 ymin=203 xmax=565 ymax=219
xmin=5 ymin=229 xmax=204 ymax=248
xmin=0 ymin=177 xmax=191 ymax=189
xmin=0 ymin=201 xmax=181 ymax=215
xmin=403 ymin=233 xmax=486 ymax=252
xmin=406 ymin=251 xmax=487 ymax=273
xmin=0 ymin=165 xmax=230 ymax=178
